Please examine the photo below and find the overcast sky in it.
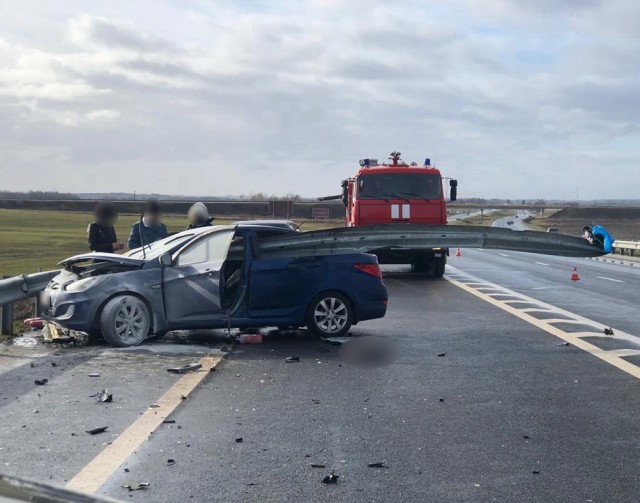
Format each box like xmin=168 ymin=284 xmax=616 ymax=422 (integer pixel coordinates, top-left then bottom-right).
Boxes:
xmin=1 ymin=0 xmax=638 ymax=199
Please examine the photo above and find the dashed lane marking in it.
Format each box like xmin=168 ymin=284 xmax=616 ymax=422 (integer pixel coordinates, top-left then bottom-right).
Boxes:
xmin=597 ymin=276 xmax=624 ymax=283
xmin=444 ymin=266 xmax=640 ymax=381
xmin=499 ymin=253 xmax=510 ymax=257
xmin=535 ymin=262 xmax=549 ymax=266
xmin=66 ymin=353 xmax=223 ymax=494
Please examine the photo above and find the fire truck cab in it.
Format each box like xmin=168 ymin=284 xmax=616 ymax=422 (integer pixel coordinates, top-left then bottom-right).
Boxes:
xmin=333 ymin=152 xmax=458 ymax=276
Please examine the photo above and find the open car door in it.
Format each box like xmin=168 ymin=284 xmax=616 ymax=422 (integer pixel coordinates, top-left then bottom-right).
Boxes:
xmin=163 ymin=229 xmax=235 ymax=326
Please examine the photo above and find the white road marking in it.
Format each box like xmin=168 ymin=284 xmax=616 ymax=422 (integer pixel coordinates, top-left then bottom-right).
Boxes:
xmin=597 ymin=276 xmax=624 ymax=283
xmin=535 ymin=262 xmax=549 ymax=266
xmin=499 ymin=253 xmax=510 ymax=257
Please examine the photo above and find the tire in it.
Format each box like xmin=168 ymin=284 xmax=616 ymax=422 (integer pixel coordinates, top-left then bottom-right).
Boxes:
xmin=433 ymin=255 xmax=446 ymax=278
xmin=99 ymin=295 xmax=151 ymax=347
xmin=306 ymin=291 xmax=353 ymax=338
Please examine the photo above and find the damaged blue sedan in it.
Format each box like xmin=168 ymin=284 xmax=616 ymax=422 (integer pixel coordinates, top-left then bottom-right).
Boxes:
xmin=40 ymin=225 xmax=388 ymax=347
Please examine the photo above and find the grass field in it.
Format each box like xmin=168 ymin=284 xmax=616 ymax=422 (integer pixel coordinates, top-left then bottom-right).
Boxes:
xmin=0 ymin=209 xmax=342 ymax=277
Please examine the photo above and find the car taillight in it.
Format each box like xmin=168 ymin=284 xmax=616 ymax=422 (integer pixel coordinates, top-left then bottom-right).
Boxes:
xmin=354 ymin=263 xmax=382 ymax=278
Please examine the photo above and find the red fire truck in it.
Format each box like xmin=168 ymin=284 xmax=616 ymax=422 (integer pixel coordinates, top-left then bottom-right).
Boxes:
xmin=320 ymin=151 xmax=458 ymax=277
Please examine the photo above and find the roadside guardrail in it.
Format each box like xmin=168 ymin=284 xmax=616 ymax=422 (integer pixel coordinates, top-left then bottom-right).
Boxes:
xmin=0 ymin=270 xmax=59 ymax=335
xmin=613 ymin=240 xmax=640 ymax=256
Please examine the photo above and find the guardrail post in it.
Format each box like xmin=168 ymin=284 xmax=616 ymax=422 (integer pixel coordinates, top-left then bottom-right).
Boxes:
xmin=0 ymin=275 xmax=13 ymax=336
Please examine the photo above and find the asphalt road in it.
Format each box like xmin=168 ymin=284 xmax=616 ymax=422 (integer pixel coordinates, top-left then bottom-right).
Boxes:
xmin=1 ymin=251 xmax=640 ymax=502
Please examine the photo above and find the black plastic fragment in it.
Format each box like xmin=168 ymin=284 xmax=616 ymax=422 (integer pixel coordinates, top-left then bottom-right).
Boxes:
xmin=34 ymin=379 xmax=48 ymax=385
xmin=604 ymin=328 xmax=614 ymax=336
xmin=311 ymin=464 xmax=326 ymax=468
xmin=322 ymin=471 xmax=339 ymax=484
xmin=167 ymin=363 xmax=202 ymax=374
xmin=235 ymin=437 xmax=243 ymax=443
xmin=166 ymin=459 xmax=175 ymax=466
xmin=86 ymin=426 xmax=108 ymax=435
xmin=122 ymin=483 xmax=149 ymax=491
xmin=437 ymin=352 xmax=447 ymax=357
xmin=368 ymin=462 xmax=387 ymax=468
xmin=285 ymin=356 xmax=300 ymax=363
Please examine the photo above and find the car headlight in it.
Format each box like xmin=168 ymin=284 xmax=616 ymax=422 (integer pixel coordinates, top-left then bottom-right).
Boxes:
xmin=65 ymin=276 xmax=109 ymax=292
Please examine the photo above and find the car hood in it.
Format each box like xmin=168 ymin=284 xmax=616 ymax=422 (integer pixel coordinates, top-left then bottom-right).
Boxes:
xmin=59 ymin=253 xmax=146 ymax=268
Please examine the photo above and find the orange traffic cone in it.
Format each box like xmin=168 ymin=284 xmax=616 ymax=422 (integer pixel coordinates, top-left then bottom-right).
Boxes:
xmin=455 ymin=248 xmax=462 ymax=257
xmin=570 ymin=267 xmax=580 ymax=281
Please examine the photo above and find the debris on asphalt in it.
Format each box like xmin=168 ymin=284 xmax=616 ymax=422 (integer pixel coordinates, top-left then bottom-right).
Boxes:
xmin=437 ymin=352 xmax=447 ymax=357
xmin=311 ymin=399 xmax=320 ymax=404
xmin=166 ymin=459 xmax=175 ymax=466
xmin=322 ymin=472 xmax=339 ymax=484
xmin=557 ymin=342 xmax=570 ymax=346
xmin=50 ymin=362 xmax=58 ymax=367
xmin=34 ymin=379 xmax=48 ymax=386
xmin=162 ymin=419 xmax=176 ymax=424
xmin=604 ymin=328 xmax=614 ymax=336
xmin=150 ymin=404 xmax=160 ymax=408
xmin=235 ymin=437 xmax=243 ymax=443
xmin=285 ymin=356 xmax=300 ymax=363
xmin=439 ymin=397 xmax=444 ymax=402
xmin=167 ymin=363 xmax=202 ymax=374
xmin=311 ymin=464 xmax=326 ymax=468
xmin=523 ymin=435 xmax=530 ymax=440
xmin=122 ymin=483 xmax=149 ymax=491
xmin=24 ymin=317 xmax=44 ymax=330
xmin=532 ymin=470 xmax=540 ymax=475
xmin=238 ymin=333 xmax=263 ymax=344
xmin=320 ymin=336 xmax=351 ymax=345
xmin=88 ymin=373 xmax=100 ymax=377
xmin=86 ymin=426 xmax=108 ymax=435
xmin=367 ymin=462 xmax=388 ymax=468
xmin=124 ymin=468 xmax=129 ymax=473
xmin=96 ymin=389 xmax=113 ymax=403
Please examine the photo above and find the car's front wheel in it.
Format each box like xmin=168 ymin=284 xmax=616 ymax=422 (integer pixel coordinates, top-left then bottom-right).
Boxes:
xmin=100 ymin=295 xmax=151 ymax=347
xmin=306 ymin=291 xmax=353 ymax=338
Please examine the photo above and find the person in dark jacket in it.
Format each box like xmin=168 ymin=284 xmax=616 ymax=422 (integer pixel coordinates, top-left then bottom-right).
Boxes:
xmin=127 ymin=199 xmax=169 ymax=249
xmin=88 ymin=202 xmax=124 ymax=253
xmin=186 ymin=202 xmax=214 ymax=229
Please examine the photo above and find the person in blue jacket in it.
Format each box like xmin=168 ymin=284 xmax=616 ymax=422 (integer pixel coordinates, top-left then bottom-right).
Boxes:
xmin=583 ymin=224 xmax=615 ymax=254
xmin=128 ymin=199 xmax=168 ymax=250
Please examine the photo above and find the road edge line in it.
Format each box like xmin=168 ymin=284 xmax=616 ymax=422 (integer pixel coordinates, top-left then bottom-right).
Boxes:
xmin=65 ymin=354 xmax=222 ymax=494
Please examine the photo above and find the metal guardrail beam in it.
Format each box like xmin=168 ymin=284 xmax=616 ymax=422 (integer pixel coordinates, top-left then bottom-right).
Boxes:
xmin=613 ymin=240 xmax=640 ymax=251
xmin=0 ymin=270 xmax=59 ymax=308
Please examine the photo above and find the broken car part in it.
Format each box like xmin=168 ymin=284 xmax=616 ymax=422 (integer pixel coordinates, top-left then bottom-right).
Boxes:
xmin=167 ymin=363 xmax=202 ymax=374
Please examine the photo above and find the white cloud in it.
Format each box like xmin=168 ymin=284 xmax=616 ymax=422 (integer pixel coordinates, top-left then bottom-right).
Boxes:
xmin=0 ymin=0 xmax=638 ymax=199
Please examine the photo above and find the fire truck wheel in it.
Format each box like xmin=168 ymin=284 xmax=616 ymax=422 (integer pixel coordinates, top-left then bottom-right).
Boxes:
xmin=306 ymin=291 xmax=353 ymax=338
xmin=433 ymin=255 xmax=447 ymax=278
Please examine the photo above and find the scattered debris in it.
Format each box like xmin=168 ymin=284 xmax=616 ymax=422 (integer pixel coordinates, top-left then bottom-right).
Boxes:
xmin=557 ymin=342 xmax=570 ymax=346
xmin=162 ymin=419 xmax=176 ymax=424
xmin=235 ymin=437 xmax=243 ymax=443
xmin=96 ymin=389 xmax=113 ymax=403
xmin=50 ymin=362 xmax=58 ymax=367
xmin=122 ymin=483 xmax=149 ymax=491
xmin=238 ymin=333 xmax=263 ymax=344
xmin=167 ymin=363 xmax=202 ymax=374
xmin=322 ymin=472 xmax=339 ymax=484
xmin=532 ymin=470 xmax=540 ymax=475
xmin=338 ymin=336 xmax=395 ymax=368
xmin=150 ymin=404 xmax=160 ymax=408
xmin=311 ymin=399 xmax=320 ymax=404
xmin=86 ymin=426 xmax=108 ymax=435
xmin=124 ymin=468 xmax=129 ymax=473
xmin=180 ymin=395 xmax=187 ymax=400
xmin=311 ymin=464 xmax=326 ymax=468
xmin=34 ymin=379 xmax=48 ymax=386
xmin=88 ymin=373 xmax=100 ymax=378
xmin=24 ymin=318 xmax=44 ymax=330
xmin=166 ymin=459 xmax=175 ymax=466
xmin=604 ymin=328 xmax=614 ymax=336
xmin=320 ymin=336 xmax=351 ymax=345
xmin=437 ymin=352 xmax=447 ymax=357
xmin=439 ymin=397 xmax=444 ymax=402
xmin=285 ymin=356 xmax=300 ymax=363
xmin=367 ymin=462 xmax=387 ymax=468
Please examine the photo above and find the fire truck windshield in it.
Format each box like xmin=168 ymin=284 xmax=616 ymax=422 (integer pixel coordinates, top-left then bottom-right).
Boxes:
xmin=358 ymin=173 xmax=442 ymax=200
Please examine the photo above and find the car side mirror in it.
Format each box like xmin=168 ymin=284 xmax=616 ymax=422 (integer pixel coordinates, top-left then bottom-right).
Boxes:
xmin=159 ymin=253 xmax=172 ymax=268
xmin=449 ymin=180 xmax=458 ymax=201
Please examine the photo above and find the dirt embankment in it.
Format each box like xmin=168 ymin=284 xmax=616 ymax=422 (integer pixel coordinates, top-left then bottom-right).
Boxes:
xmin=540 ymin=207 xmax=640 ymax=240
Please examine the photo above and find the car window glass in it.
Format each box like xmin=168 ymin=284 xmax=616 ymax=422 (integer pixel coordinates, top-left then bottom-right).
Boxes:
xmin=176 ymin=230 xmax=234 ymax=266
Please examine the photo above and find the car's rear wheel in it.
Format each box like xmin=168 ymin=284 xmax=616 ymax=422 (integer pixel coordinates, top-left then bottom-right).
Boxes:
xmin=100 ymin=295 xmax=151 ymax=347
xmin=306 ymin=291 xmax=353 ymax=338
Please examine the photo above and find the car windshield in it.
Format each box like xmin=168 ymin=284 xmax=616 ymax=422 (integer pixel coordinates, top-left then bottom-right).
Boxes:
xmin=125 ymin=232 xmax=198 ymax=260
xmin=358 ymin=173 xmax=442 ymax=200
